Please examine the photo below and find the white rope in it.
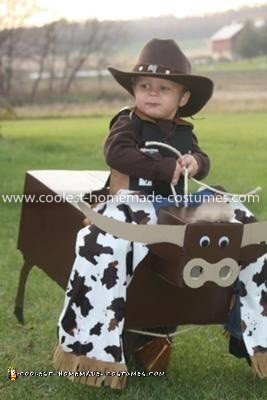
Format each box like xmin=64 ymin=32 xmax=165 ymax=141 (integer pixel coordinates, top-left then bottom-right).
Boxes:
xmin=127 ymin=326 xmax=200 ymax=338
xmin=170 ymin=183 xmax=179 ymax=207
xmin=145 ymin=141 xmax=261 ymax=200
xmin=190 ymin=179 xmax=261 ymax=198
xmin=145 ymin=141 xmax=188 ymax=207
xmin=145 ymin=141 xmax=183 ymax=159
xmin=183 ymin=167 xmax=189 ymax=207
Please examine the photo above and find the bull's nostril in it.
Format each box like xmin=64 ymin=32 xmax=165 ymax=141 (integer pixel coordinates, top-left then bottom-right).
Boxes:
xmin=190 ymin=266 xmax=204 ymax=278
xmin=219 ymin=265 xmax=232 ymax=280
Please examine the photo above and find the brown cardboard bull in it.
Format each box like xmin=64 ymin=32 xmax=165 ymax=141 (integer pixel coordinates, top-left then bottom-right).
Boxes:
xmin=78 ymin=200 xmax=267 ymax=370
xmin=149 ymin=205 xmax=267 ymax=289
xmin=75 ymin=199 xmax=267 ymax=375
xmin=78 ymin=201 xmax=267 ymax=294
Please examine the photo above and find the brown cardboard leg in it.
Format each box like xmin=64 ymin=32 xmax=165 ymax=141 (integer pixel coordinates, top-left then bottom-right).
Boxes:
xmin=251 ymin=353 xmax=267 ymax=378
xmin=135 ymin=337 xmax=171 ymax=372
xmin=14 ymin=259 xmax=34 ymax=324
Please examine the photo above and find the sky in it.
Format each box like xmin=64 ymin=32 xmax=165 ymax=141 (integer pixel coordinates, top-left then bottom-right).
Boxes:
xmin=29 ymin=0 xmax=267 ymax=25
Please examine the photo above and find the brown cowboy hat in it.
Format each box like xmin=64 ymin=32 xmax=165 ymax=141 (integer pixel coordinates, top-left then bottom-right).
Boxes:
xmin=108 ymin=38 xmax=214 ymax=117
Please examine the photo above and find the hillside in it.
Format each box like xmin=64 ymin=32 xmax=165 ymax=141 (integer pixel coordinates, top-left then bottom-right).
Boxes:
xmin=127 ymin=5 xmax=267 ymax=41
xmin=120 ymin=5 xmax=267 ymax=57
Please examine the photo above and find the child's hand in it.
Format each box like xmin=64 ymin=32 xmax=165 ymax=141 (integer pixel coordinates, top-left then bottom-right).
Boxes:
xmin=179 ymin=154 xmax=199 ymax=177
xmin=171 ymin=160 xmax=182 ymax=185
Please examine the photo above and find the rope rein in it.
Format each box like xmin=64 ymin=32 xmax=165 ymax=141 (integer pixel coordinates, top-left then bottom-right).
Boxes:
xmin=145 ymin=141 xmax=261 ymax=205
xmin=125 ymin=141 xmax=261 ymax=339
xmin=127 ymin=326 xmax=201 ymax=338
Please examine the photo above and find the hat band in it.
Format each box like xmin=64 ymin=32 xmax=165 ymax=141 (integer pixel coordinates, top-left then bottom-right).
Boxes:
xmin=133 ymin=63 xmax=189 ymax=75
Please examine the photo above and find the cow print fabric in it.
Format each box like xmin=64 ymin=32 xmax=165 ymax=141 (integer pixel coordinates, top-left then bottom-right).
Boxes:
xmin=227 ymin=198 xmax=267 ymax=359
xmin=56 ymin=190 xmax=267 ymax=371
xmin=57 ymin=190 xmax=155 ymax=365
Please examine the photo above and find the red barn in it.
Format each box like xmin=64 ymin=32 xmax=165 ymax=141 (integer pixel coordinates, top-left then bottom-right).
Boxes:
xmin=211 ymin=23 xmax=244 ymax=60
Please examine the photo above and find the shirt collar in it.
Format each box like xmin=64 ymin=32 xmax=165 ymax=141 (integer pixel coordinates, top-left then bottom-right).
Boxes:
xmin=132 ymin=107 xmax=192 ymax=127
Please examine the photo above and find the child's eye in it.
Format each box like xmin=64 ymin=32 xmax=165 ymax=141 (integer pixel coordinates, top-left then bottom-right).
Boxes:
xmin=160 ymin=86 xmax=171 ymax=91
xmin=139 ymin=83 xmax=150 ymax=89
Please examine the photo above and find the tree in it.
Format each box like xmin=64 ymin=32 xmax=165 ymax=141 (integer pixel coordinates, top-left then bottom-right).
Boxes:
xmin=0 ymin=9 xmax=128 ymax=103
xmin=29 ymin=22 xmax=57 ymax=102
xmin=237 ymin=20 xmax=264 ymax=58
xmin=0 ymin=0 xmax=41 ymax=97
xmin=59 ymin=19 xmax=127 ymax=95
xmin=258 ymin=24 xmax=267 ymax=55
xmin=237 ymin=21 xmax=258 ymax=58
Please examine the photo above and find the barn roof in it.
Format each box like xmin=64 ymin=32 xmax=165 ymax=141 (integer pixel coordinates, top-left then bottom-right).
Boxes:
xmin=211 ymin=23 xmax=244 ymax=41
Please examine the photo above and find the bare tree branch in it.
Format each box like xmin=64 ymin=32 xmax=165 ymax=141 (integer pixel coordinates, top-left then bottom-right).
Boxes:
xmin=0 ymin=0 xmax=42 ymax=97
xmin=30 ymin=22 xmax=56 ymax=102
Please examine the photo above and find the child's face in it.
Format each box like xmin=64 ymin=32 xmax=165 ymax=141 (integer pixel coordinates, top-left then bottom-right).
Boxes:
xmin=133 ymin=76 xmax=190 ymax=120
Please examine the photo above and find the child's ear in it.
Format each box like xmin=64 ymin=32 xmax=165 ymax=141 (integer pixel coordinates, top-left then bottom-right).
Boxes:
xmin=179 ymin=90 xmax=191 ymax=107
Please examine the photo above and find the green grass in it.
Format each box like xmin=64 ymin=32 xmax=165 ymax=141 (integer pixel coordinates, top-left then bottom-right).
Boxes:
xmin=195 ymin=55 xmax=267 ymax=73
xmin=1 ymin=113 xmax=267 ymax=399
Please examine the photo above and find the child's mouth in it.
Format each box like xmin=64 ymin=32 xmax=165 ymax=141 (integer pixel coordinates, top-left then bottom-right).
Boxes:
xmin=145 ymin=103 xmax=160 ymax=108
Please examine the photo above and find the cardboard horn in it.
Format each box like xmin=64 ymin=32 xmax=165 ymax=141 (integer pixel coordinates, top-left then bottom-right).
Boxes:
xmin=78 ymin=201 xmax=186 ymax=246
xmin=241 ymin=221 xmax=267 ymax=247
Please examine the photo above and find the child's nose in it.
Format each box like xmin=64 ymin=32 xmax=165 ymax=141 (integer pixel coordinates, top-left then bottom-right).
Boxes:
xmin=149 ymin=87 xmax=159 ymax=96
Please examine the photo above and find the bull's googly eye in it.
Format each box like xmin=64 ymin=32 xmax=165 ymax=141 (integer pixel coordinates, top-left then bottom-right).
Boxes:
xmin=218 ymin=236 xmax=230 ymax=248
xmin=199 ymin=235 xmax=210 ymax=248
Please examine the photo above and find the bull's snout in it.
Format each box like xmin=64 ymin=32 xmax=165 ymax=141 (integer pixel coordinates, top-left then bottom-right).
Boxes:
xmin=183 ymin=258 xmax=240 ymax=289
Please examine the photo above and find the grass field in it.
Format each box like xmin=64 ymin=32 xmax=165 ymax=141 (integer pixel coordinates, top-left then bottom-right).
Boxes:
xmin=1 ymin=113 xmax=267 ymax=400
xmin=195 ymin=56 xmax=267 ymax=73
xmin=12 ymin=66 xmax=267 ymax=119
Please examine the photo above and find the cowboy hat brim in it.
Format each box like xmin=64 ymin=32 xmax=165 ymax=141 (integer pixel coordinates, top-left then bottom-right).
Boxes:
xmin=108 ymin=67 xmax=214 ymax=117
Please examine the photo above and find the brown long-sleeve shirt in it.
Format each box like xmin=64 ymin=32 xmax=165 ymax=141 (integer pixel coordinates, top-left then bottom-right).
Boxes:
xmin=104 ymin=108 xmax=210 ymax=193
